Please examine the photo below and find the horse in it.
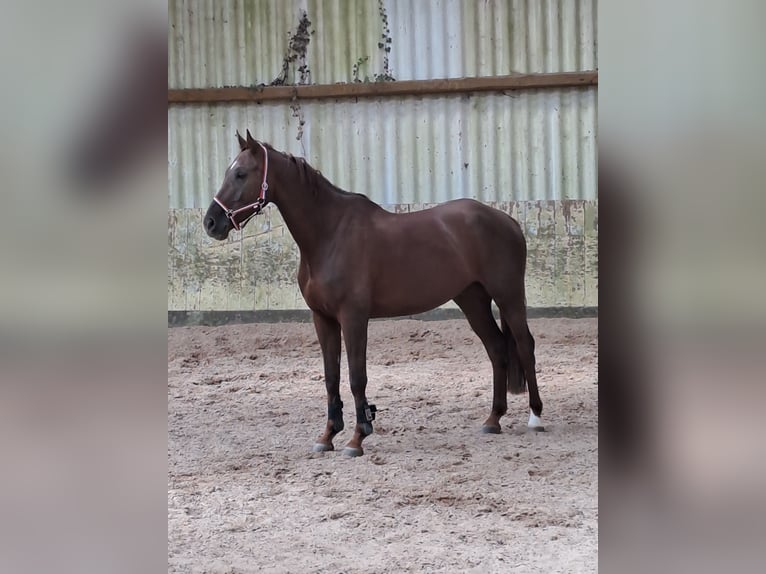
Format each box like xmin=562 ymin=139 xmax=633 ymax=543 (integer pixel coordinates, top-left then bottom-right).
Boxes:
xmin=204 ymin=130 xmax=544 ymax=457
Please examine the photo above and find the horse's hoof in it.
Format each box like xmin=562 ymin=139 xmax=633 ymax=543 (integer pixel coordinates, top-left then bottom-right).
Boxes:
xmin=312 ymin=442 xmax=334 ymax=452
xmin=343 ymin=446 xmax=364 ymax=457
xmin=481 ymin=425 xmax=502 ymax=434
xmin=527 ymin=411 xmax=545 ymax=432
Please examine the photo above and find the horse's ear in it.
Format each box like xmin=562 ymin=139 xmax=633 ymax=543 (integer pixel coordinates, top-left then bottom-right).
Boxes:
xmin=236 ymin=131 xmax=247 ymax=151
xmin=246 ymin=130 xmax=257 ymax=150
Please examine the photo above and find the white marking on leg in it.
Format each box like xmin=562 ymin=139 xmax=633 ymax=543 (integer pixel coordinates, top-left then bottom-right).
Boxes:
xmin=528 ymin=410 xmax=544 ymax=430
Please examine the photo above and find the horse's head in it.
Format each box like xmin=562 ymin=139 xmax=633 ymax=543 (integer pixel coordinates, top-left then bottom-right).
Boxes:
xmin=204 ymin=130 xmax=270 ymax=240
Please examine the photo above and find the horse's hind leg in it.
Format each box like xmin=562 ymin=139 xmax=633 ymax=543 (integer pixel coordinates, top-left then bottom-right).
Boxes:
xmin=495 ymin=298 xmax=544 ymax=431
xmin=454 ymin=284 xmax=509 ymax=434
xmin=311 ymin=312 xmax=344 ymax=452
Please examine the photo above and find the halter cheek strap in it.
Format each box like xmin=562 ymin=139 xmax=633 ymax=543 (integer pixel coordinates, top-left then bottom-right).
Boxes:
xmin=213 ymin=142 xmax=269 ymax=231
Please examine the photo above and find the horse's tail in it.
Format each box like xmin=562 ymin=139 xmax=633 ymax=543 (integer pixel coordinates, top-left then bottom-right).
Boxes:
xmin=502 ymin=317 xmax=533 ymax=394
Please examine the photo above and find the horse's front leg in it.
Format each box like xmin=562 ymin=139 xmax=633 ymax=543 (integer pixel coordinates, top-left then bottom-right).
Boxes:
xmin=311 ymin=312 xmax=343 ymax=452
xmin=340 ymin=314 xmax=375 ymax=457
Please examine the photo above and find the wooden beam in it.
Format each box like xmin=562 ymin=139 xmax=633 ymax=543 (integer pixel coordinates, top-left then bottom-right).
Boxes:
xmin=168 ymin=71 xmax=597 ymax=104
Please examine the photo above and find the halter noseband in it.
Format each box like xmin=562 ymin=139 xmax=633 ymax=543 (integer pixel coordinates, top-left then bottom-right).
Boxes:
xmin=213 ymin=141 xmax=269 ymax=231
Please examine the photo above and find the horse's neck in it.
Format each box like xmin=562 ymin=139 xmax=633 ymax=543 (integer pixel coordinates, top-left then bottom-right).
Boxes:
xmin=271 ymin=177 xmax=342 ymax=261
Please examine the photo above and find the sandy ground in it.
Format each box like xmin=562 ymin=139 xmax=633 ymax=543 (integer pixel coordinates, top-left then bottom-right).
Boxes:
xmin=168 ymin=318 xmax=598 ymax=573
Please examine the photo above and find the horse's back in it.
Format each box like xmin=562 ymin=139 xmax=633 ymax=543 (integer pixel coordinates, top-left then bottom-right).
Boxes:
xmin=424 ymin=198 xmax=525 ymax=247
xmin=370 ymin=197 xmax=526 ymax=283
xmin=372 ymin=197 xmax=525 ymax=254
xmin=431 ymin=198 xmax=528 ymax=283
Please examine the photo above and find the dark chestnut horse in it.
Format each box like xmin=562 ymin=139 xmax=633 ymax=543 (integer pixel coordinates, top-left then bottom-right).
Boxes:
xmin=204 ymin=131 xmax=543 ymax=456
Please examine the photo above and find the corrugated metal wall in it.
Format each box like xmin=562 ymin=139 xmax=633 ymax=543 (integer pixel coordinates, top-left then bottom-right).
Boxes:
xmin=169 ymin=87 xmax=596 ymax=208
xmin=168 ymin=0 xmax=598 ymax=312
xmin=169 ymin=0 xmax=596 ymax=87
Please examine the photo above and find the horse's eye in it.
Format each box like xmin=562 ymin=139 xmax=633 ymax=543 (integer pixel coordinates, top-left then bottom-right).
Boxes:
xmin=235 ymin=171 xmax=246 ymax=180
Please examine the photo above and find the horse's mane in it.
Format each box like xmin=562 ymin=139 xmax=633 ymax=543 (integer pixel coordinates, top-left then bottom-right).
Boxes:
xmin=260 ymin=142 xmax=372 ymax=202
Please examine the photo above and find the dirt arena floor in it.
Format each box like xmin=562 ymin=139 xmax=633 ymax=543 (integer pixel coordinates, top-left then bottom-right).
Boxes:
xmin=168 ymin=318 xmax=598 ymax=573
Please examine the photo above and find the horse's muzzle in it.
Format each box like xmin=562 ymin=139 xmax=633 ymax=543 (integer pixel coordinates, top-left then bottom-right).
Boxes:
xmin=203 ymin=207 xmax=231 ymax=240
xmin=204 ymin=215 xmax=217 ymax=235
